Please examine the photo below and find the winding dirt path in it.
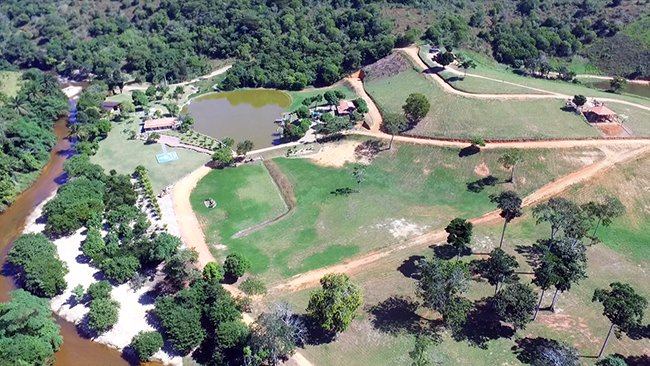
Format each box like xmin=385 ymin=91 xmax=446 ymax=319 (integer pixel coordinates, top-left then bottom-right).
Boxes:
xmin=345 ymin=71 xmax=383 ymax=131
xmin=400 ymin=47 xmax=650 ymax=113
xmin=271 ymin=142 xmax=650 ymax=294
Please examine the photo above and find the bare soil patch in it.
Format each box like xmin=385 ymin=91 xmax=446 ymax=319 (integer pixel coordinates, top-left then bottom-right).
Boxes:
xmin=363 ymin=52 xmax=411 ymax=82
xmin=474 ymin=162 xmax=490 ymax=177
xmin=595 ymin=123 xmax=625 ymax=136
xmin=355 ymin=139 xmax=385 ymax=164
xmin=310 ymin=140 xmax=364 ymax=167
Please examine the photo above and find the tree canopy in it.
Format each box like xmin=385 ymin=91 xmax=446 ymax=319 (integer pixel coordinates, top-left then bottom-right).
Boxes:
xmin=307 ymin=273 xmax=363 ymax=333
xmin=494 ymin=283 xmax=537 ymax=331
xmin=445 ymin=218 xmax=473 ymax=259
xmin=402 ymin=93 xmax=431 ymax=122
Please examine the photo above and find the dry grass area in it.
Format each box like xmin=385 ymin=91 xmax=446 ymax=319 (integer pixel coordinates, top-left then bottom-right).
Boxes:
xmin=363 ymin=52 xmax=411 ymax=82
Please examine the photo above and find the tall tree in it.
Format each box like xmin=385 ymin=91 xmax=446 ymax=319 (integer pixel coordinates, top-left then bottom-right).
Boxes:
xmin=532 ymin=198 xmax=587 ymax=249
xmin=251 ymin=302 xmax=306 ymax=365
xmin=307 ymin=273 xmax=363 ymax=333
xmin=593 ymin=283 xmax=647 ymax=358
xmin=609 ymin=76 xmax=627 ymax=93
xmin=470 ymin=248 xmax=519 ymax=295
xmin=547 ymin=238 xmax=588 ymax=312
xmin=382 ymin=113 xmax=407 ymax=150
xmin=582 ymin=196 xmax=625 ymax=237
xmin=416 ymin=258 xmax=472 ymax=329
xmin=532 ymin=253 xmax=561 ymax=320
xmin=490 ymin=191 xmax=523 ymax=248
xmin=445 ymin=218 xmax=473 ymax=260
xmin=460 ymin=58 xmax=477 ymax=77
xmin=494 ymin=283 xmax=537 ymax=331
xmin=402 ymin=93 xmax=430 ymax=122
xmin=236 ymin=140 xmax=255 ymax=156
xmin=498 ymin=149 xmax=524 ymax=184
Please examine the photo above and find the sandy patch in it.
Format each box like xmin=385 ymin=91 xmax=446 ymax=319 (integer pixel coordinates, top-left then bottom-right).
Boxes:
xmin=310 ymin=140 xmax=364 ymax=168
xmin=62 ymin=86 xmax=82 ymax=99
xmin=595 ymin=123 xmax=625 ymax=137
xmin=373 ymin=219 xmax=428 ymax=239
xmin=474 ymin=163 xmax=490 ymax=177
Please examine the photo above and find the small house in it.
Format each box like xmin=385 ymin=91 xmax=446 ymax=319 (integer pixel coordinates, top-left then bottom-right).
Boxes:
xmin=100 ymin=101 xmax=121 ymax=113
xmin=336 ymin=100 xmax=356 ymax=116
xmin=586 ymin=105 xmax=617 ymax=123
xmin=143 ymin=117 xmax=176 ymax=131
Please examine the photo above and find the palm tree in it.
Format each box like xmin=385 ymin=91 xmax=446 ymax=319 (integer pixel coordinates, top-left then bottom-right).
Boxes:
xmin=8 ymin=94 xmax=31 ymax=116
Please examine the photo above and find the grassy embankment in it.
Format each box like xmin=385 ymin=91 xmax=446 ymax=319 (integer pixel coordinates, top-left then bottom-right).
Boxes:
xmin=191 ymin=137 xmax=604 ymax=284
xmin=286 ymin=84 xmax=357 ymax=111
xmin=365 ymin=66 xmax=600 ymax=140
xmin=268 ymin=150 xmax=650 ymax=366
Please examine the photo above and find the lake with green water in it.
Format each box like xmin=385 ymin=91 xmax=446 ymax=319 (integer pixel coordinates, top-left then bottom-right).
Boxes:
xmin=184 ymin=89 xmax=291 ymax=149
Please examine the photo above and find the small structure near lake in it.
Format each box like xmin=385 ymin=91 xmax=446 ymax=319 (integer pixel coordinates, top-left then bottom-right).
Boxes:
xmin=100 ymin=101 xmax=121 ymax=113
xmin=144 ymin=117 xmax=177 ymax=131
xmin=585 ymin=105 xmax=617 ymax=123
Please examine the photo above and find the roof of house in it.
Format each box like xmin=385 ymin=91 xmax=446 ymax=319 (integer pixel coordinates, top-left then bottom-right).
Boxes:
xmin=590 ymin=105 xmax=616 ymax=116
xmin=100 ymin=101 xmax=121 ymax=111
xmin=143 ymin=117 xmax=176 ymax=129
xmin=337 ymin=100 xmax=355 ymax=114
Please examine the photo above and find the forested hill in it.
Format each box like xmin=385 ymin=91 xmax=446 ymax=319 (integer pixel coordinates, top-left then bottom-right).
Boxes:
xmin=1 ymin=0 xmax=648 ymax=90
xmin=0 ymin=70 xmax=69 ymax=212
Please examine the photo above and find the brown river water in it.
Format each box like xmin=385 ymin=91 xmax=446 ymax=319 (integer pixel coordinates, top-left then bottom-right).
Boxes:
xmin=0 ymin=120 xmax=159 ymax=366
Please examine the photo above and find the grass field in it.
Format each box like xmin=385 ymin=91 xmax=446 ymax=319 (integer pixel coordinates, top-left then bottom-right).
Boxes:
xmin=193 ymin=138 xmax=604 ymax=284
xmin=0 ymin=71 xmax=22 ymax=97
xmin=365 ymin=68 xmax=600 ymax=140
xmin=437 ymin=69 xmax=546 ymax=95
xmin=287 ymin=84 xmax=357 ymax=111
xmin=91 ymin=119 xmax=210 ymax=192
xmin=191 ymin=163 xmax=288 ymax=251
xmin=268 ymin=150 xmax=650 ymax=366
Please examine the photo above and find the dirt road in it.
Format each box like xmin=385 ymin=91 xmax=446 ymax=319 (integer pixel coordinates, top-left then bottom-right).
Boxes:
xmin=271 ymin=143 xmax=650 ymax=294
xmin=346 ymin=72 xmax=383 ymax=131
xmin=171 ymin=165 xmax=215 ymax=268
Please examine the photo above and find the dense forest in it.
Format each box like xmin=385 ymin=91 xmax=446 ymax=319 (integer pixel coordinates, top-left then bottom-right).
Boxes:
xmin=0 ymin=70 xmax=68 ymax=212
xmin=0 ymin=0 xmax=647 ymax=93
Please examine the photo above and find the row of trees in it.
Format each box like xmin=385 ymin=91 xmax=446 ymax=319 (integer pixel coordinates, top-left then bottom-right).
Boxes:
xmin=0 ymin=70 xmax=69 ymax=212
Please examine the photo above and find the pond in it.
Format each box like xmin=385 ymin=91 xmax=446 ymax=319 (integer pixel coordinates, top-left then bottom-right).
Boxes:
xmin=583 ymin=79 xmax=650 ymax=99
xmin=184 ymin=89 xmax=292 ymax=149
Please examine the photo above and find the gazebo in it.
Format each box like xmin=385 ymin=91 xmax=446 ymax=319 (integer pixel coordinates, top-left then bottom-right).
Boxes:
xmin=586 ymin=105 xmax=617 ymax=123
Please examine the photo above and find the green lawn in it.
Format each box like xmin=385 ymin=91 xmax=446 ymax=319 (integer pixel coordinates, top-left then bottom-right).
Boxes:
xmin=268 ymin=150 xmax=650 ymax=366
xmin=365 ymin=68 xmax=600 ymax=140
xmin=191 ymin=163 xmax=287 ymax=248
xmin=287 ymin=84 xmax=357 ymax=111
xmin=0 ymin=71 xmax=22 ymax=97
xmin=438 ymin=69 xmax=546 ymax=95
xmin=602 ymin=101 xmax=650 ymax=137
xmin=91 ymin=120 xmax=211 ymax=192
xmin=194 ymin=138 xmax=603 ymax=283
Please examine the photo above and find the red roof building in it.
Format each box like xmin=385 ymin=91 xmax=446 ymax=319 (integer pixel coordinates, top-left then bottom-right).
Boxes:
xmin=143 ymin=117 xmax=176 ymax=131
xmin=336 ymin=100 xmax=356 ymax=115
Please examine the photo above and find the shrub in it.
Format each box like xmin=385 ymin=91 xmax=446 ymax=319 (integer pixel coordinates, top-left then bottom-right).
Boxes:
xmin=88 ymin=298 xmax=120 ymax=334
xmin=130 ymin=331 xmax=164 ymax=362
xmin=88 ymin=280 xmax=112 ymax=300
xmin=215 ymin=321 xmax=250 ymax=349
xmin=203 ymin=262 xmax=225 ymax=282
xmin=83 ymin=228 xmax=105 ymax=259
xmin=223 ymin=253 xmax=252 ymax=278
xmin=240 ymin=277 xmax=267 ymax=295
xmin=100 ymin=256 xmax=141 ymax=283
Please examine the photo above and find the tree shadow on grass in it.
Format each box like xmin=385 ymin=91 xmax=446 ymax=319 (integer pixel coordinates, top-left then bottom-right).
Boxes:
xmin=369 ymin=296 xmax=443 ymax=341
xmin=623 ymin=354 xmax=650 ymax=366
xmin=512 ymin=337 xmax=564 ymax=364
xmin=466 ymin=175 xmax=499 ymax=193
xmin=430 ymin=244 xmax=471 ymax=260
xmin=514 ymin=240 xmax=548 ymax=268
xmin=301 ymin=314 xmax=336 ymax=345
xmin=626 ymin=325 xmax=650 ymax=340
xmin=459 ymin=146 xmax=480 ymax=158
xmin=330 ymin=187 xmax=355 ymax=196
xmin=397 ymin=255 xmax=425 ymax=279
xmin=452 ymin=298 xmax=514 ymax=348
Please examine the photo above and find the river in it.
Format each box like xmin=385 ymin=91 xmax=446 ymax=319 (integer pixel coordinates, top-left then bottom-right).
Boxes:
xmin=0 ymin=120 xmax=157 ymax=366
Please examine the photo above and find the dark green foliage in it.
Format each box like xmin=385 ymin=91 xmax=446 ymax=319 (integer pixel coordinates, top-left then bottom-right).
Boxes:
xmin=163 ymin=249 xmax=202 ymax=291
xmin=8 ymin=234 xmax=68 ymax=298
xmin=295 ymin=106 xmax=310 ymax=119
xmin=100 ymin=256 xmax=141 ymax=283
xmin=596 ymin=355 xmax=628 ymax=366
xmin=63 ymin=154 xmax=105 ymax=181
xmin=88 ymin=298 xmax=120 ymax=334
xmin=470 ymin=248 xmax=519 ymax=294
xmin=417 ymin=258 xmax=471 ymax=329
xmin=593 ymin=282 xmax=648 ymax=333
xmin=494 ymin=283 xmax=537 ymax=331
xmin=43 ymin=177 xmax=105 ymax=235
xmin=491 ymin=191 xmax=523 ymax=247
xmin=130 ymin=331 xmax=164 ymax=362
xmin=314 ymin=116 xmax=353 ymax=135
xmin=103 ymin=172 xmax=138 ymax=211
xmin=283 ymin=119 xmax=312 ymax=141
xmin=215 ymin=321 xmax=251 ymax=349
xmin=0 ymin=71 xmax=68 ymax=212
xmin=573 ymin=95 xmax=587 ymax=107
xmin=87 ymin=281 xmax=112 ymax=301
xmin=470 ymin=137 xmax=486 ymax=147
xmin=236 ymin=140 xmax=255 ymax=155
xmin=402 ymin=93 xmax=430 ymax=122
xmin=224 ymin=253 xmax=252 ymax=278
xmin=436 ymin=52 xmax=456 ymax=66
xmin=353 ymin=98 xmax=369 ymax=114
xmin=533 ymin=198 xmax=589 ymax=244
xmin=610 ymin=76 xmax=627 ymax=93
xmin=518 ymin=338 xmax=580 ymax=366
xmin=83 ymin=228 xmax=106 ymax=260
xmin=445 ymin=218 xmax=473 ymax=259
xmin=582 ymin=196 xmax=625 ymax=236
xmin=307 ymin=273 xmax=363 ymax=333
xmin=0 ymin=290 xmax=63 ymax=366
xmin=240 ymin=277 xmax=268 ymax=295
xmin=154 ymin=290 xmax=206 ymax=353
xmin=147 ymin=233 xmax=182 ymax=263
